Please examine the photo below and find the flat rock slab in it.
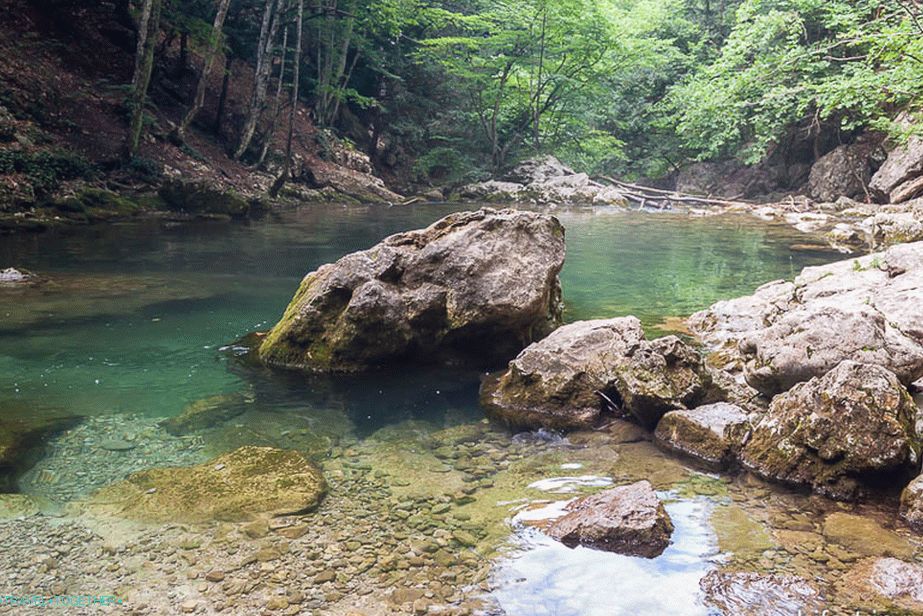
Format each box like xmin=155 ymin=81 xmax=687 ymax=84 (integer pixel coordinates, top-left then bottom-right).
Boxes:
xmin=546 ymin=480 xmax=673 ymax=558
xmin=654 ymin=403 xmax=751 ymax=470
xmin=84 ymin=446 xmax=326 ymax=523
xmin=689 ymin=241 xmax=923 ymax=396
xmin=258 ymin=208 xmax=566 ymax=372
xmin=700 ymin=571 xmax=824 ymax=616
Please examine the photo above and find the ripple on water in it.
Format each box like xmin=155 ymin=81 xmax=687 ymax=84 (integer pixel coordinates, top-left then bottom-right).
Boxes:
xmin=492 ymin=498 xmax=719 ymax=616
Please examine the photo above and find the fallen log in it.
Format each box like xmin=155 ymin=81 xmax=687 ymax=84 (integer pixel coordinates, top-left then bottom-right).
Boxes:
xmin=596 ymin=176 xmax=755 ymax=209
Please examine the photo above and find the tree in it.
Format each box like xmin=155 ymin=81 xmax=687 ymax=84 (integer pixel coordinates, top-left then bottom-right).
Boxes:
xmin=270 ymin=0 xmax=304 ymax=196
xmin=124 ymin=0 xmax=164 ymax=161
xmin=173 ymin=0 xmax=234 ymax=143
xmin=234 ymin=0 xmax=286 ymax=159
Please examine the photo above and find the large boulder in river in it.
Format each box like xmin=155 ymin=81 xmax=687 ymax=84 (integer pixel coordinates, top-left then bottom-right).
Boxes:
xmin=900 ymin=474 xmax=923 ymax=531
xmin=85 ymin=446 xmax=326 ymax=523
xmin=690 ymin=241 xmax=923 ymax=396
xmin=258 ymin=208 xmax=566 ymax=372
xmin=480 ymin=317 xmax=712 ymax=431
xmin=546 ymin=480 xmax=673 ymax=558
xmin=740 ymin=361 xmax=920 ymax=500
xmin=654 ymin=403 xmax=751 ymax=470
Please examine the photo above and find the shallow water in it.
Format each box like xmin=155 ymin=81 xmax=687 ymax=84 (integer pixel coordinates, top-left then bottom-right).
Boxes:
xmin=4 ymin=203 xmax=900 ymax=615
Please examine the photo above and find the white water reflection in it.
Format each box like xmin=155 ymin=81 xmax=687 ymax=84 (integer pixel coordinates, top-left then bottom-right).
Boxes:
xmin=492 ymin=498 xmax=718 ymax=616
xmin=528 ymin=476 xmax=614 ymax=493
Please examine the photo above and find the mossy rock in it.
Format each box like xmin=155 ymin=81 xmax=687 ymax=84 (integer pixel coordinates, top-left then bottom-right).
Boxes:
xmin=84 ymin=446 xmax=327 ymax=523
xmin=42 ymin=188 xmax=140 ymax=218
xmin=158 ymin=180 xmax=250 ymax=218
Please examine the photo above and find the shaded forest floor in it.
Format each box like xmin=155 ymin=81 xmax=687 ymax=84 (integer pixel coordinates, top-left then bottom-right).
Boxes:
xmin=0 ymin=0 xmax=402 ymax=232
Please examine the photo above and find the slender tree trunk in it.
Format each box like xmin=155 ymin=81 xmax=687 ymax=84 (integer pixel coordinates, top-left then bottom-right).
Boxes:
xmin=123 ymin=0 xmax=163 ymax=161
xmin=257 ymin=25 xmax=290 ymax=167
xmin=175 ymin=31 xmax=188 ymax=78
xmin=173 ymin=0 xmax=232 ymax=143
xmin=234 ymin=0 xmax=285 ymax=159
xmin=214 ymin=55 xmax=233 ymax=135
xmin=271 ymin=0 xmax=303 ymax=197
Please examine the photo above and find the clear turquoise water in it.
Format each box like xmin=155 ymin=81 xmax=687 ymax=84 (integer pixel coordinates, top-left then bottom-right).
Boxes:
xmin=0 ymin=204 xmax=840 ymax=427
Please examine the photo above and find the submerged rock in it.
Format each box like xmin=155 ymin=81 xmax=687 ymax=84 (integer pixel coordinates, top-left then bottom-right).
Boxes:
xmin=85 ymin=446 xmax=326 ymax=523
xmin=0 ymin=414 xmax=82 ymax=491
xmin=459 ymin=157 xmax=627 ymax=206
xmin=822 ymin=512 xmax=915 ymax=559
xmin=160 ymin=391 xmax=253 ymax=436
xmin=258 ymin=208 xmax=566 ymax=372
xmin=481 ymin=317 xmax=712 ymax=431
xmin=690 ymin=242 xmax=923 ymax=396
xmin=900 ymin=474 xmax=923 ymax=531
xmin=654 ymin=403 xmax=751 ymax=470
xmin=838 ymin=557 xmax=923 ymax=614
xmin=700 ymin=571 xmax=824 ymax=616
xmin=740 ymin=361 xmax=920 ymax=500
xmin=546 ymin=480 xmax=673 ymax=557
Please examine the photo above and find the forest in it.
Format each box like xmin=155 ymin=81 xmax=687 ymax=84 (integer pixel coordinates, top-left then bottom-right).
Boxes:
xmin=1 ymin=0 xmax=922 ymax=209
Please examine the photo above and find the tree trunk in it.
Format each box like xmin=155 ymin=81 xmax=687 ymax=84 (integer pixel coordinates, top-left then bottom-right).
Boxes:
xmin=234 ymin=0 xmax=286 ymax=160
xmin=214 ymin=55 xmax=233 ymax=135
xmin=175 ymin=31 xmax=188 ymax=78
xmin=257 ymin=24 xmax=290 ymax=167
xmin=123 ymin=0 xmax=163 ymax=161
xmin=173 ymin=0 xmax=232 ymax=143
xmin=270 ymin=0 xmax=303 ymax=197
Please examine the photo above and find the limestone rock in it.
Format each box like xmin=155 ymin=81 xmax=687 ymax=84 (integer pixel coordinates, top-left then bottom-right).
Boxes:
xmin=740 ymin=362 xmax=920 ymax=500
xmin=867 ymin=197 xmax=923 ymax=247
xmin=654 ymin=403 xmax=751 ymax=470
xmin=459 ymin=157 xmax=627 ymax=206
xmin=900 ymin=474 xmax=923 ymax=531
xmin=0 ymin=267 xmax=33 ymax=285
xmin=85 ymin=446 xmax=326 ymax=523
xmin=258 ymin=208 xmax=565 ymax=372
xmin=870 ymin=115 xmax=923 ymax=203
xmin=700 ymin=571 xmax=824 ymax=616
xmin=546 ymin=480 xmax=673 ymax=557
xmin=690 ymin=242 xmax=923 ymax=396
xmin=480 ymin=318 xmax=712 ymax=431
xmin=808 ymin=143 xmax=875 ymax=202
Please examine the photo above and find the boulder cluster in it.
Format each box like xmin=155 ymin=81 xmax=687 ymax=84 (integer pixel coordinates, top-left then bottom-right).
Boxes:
xmin=255 ymin=208 xmax=923 ymax=557
xmin=458 ymin=156 xmax=627 ymax=206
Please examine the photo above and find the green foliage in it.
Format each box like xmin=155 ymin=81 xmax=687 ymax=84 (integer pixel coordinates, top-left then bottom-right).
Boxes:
xmin=0 ymin=148 xmax=95 ymax=195
xmin=662 ymin=0 xmax=923 ymax=163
